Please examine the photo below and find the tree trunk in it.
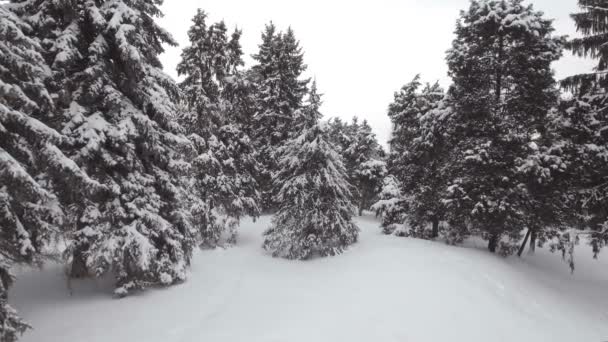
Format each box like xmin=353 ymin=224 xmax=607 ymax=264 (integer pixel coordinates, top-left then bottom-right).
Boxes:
xmin=431 ymin=217 xmax=439 ymax=239
xmin=517 ymin=229 xmax=532 ymax=257
xmin=529 ymin=229 xmax=537 ymax=254
xmin=488 ymin=234 xmax=499 ymax=253
xmin=495 ymin=34 xmax=504 ymax=102
xmin=69 ymin=246 xmax=89 ymax=278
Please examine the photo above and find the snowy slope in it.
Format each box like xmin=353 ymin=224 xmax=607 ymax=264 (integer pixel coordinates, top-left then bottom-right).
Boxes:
xmin=11 ymin=215 xmax=608 ymax=342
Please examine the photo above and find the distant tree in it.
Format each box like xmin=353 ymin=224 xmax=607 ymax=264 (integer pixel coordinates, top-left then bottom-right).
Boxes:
xmin=386 ymin=76 xmax=450 ymax=238
xmin=177 ymin=10 xmax=260 ymax=247
xmin=371 ymin=175 xmax=408 ymax=235
xmin=443 ymin=0 xmax=564 ymax=254
xmin=250 ymin=24 xmax=310 ymax=210
xmin=327 ymin=117 xmax=386 ymax=215
xmin=263 ymin=123 xmax=359 ymax=259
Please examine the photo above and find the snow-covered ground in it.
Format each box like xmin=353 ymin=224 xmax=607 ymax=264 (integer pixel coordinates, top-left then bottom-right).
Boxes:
xmin=11 ymin=215 xmax=608 ymax=342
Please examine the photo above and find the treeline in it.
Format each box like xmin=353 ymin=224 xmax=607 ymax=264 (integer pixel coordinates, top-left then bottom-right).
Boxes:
xmin=374 ymin=0 xmax=607 ymax=270
xmin=0 ymin=1 xmax=385 ymax=340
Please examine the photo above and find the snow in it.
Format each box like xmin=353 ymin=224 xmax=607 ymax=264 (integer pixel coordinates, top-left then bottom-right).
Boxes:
xmin=11 ymin=214 xmax=608 ymax=342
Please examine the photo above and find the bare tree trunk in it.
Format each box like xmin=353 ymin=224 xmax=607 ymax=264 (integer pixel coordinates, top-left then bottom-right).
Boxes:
xmin=495 ymin=34 xmax=504 ymax=102
xmin=488 ymin=234 xmax=498 ymax=253
xmin=529 ymin=229 xmax=537 ymax=254
xmin=69 ymin=246 xmax=89 ymax=278
xmin=431 ymin=217 xmax=440 ymax=239
xmin=518 ymin=229 xmax=532 ymax=257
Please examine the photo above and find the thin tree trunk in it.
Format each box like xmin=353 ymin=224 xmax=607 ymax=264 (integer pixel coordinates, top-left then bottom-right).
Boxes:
xmin=70 ymin=246 xmax=89 ymax=278
xmin=488 ymin=234 xmax=499 ymax=253
xmin=529 ymin=229 xmax=537 ymax=254
xmin=518 ymin=229 xmax=532 ymax=257
xmin=495 ymin=34 xmax=504 ymax=102
xmin=431 ymin=217 xmax=439 ymax=239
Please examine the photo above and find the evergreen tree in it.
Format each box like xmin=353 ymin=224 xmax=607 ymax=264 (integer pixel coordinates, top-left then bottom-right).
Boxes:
xmin=371 ymin=175 xmax=409 ymax=235
xmin=11 ymin=0 xmax=196 ymax=296
xmin=443 ymin=0 xmax=564 ymax=254
xmin=177 ymin=10 xmax=260 ymax=247
xmin=295 ymin=79 xmax=323 ymax=132
xmin=532 ymin=0 xmax=608 ymax=268
xmin=386 ymin=76 xmax=451 ymax=239
xmin=348 ymin=120 xmax=386 ymax=215
xmin=250 ymin=24 xmax=310 ymax=210
xmin=0 ymin=6 xmax=55 ymax=340
xmin=263 ymin=123 xmax=359 ymax=259
xmin=0 ymin=5 xmax=104 ymax=339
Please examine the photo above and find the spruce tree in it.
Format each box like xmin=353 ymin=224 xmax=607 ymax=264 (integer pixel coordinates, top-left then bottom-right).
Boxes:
xmin=10 ymin=0 xmax=196 ymax=296
xmin=371 ymin=175 xmax=409 ymax=235
xmin=347 ymin=120 xmax=386 ymax=215
xmin=0 ymin=5 xmax=105 ymax=338
xmin=177 ymin=10 xmax=260 ymax=247
xmin=250 ymin=24 xmax=310 ymax=210
xmin=533 ymin=0 xmax=608 ymax=268
xmin=443 ymin=0 xmax=564 ymax=254
xmin=386 ymin=76 xmax=451 ymax=239
xmin=262 ymin=121 xmax=359 ymax=259
xmin=0 ymin=6 xmax=55 ymax=340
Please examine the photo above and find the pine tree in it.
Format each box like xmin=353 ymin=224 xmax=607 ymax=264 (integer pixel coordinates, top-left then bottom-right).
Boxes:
xmin=250 ymin=24 xmax=310 ymax=210
xmin=443 ymin=0 xmax=564 ymax=254
xmin=177 ymin=10 xmax=260 ymax=247
xmin=10 ymin=0 xmax=196 ymax=296
xmin=262 ymin=123 xmax=359 ymax=259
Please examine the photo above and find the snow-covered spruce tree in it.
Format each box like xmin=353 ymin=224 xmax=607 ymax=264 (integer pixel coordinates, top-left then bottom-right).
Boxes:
xmin=345 ymin=120 xmax=386 ymax=216
xmin=371 ymin=175 xmax=408 ymax=235
xmin=250 ymin=24 xmax=310 ymax=210
xmin=177 ymin=10 xmax=260 ymax=247
xmin=0 ymin=6 xmax=54 ymax=340
xmin=294 ymin=80 xmax=323 ymax=133
xmin=443 ymin=0 xmax=564 ymax=254
xmin=532 ymin=0 xmax=608 ymax=268
xmin=262 ymin=122 xmax=359 ymax=260
xmin=10 ymin=0 xmax=196 ymax=296
xmin=0 ymin=5 xmax=107 ymax=339
xmin=386 ymin=76 xmax=451 ymax=239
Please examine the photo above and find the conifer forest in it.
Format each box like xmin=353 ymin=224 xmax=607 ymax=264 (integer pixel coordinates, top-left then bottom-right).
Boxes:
xmin=0 ymin=0 xmax=607 ymax=341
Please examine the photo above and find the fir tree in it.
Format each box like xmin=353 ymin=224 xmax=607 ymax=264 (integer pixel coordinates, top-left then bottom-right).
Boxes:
xmin=177 ymin=10 xmax=260 ymax=247
xmin=263 ymin=123 xmax=359 ymax=259
xmin=11 ymin=0 xmax=196 ymax=296
xmin=443 ymin=0 xmax=564 ymax=254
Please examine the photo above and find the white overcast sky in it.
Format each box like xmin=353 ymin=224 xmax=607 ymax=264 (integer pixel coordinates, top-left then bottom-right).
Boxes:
xmin=158 ymin=0 xmax=594 ymax=147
